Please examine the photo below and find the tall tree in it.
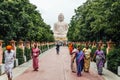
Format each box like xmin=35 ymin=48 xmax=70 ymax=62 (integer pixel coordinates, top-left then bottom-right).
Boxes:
xmin=0 ymin=0 xmax=54 ymax=43
xmin=68 ymin=0 xmax=120 ymax=44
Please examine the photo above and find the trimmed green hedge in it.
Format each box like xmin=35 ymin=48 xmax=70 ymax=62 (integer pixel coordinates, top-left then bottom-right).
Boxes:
xmin=102 ymin=47 xmax=107 ymax=58
xmin=16 ymin=47 xmax=24 ymax=65
xmin=49 ymin=44 xmax=55 ymax=49
xmin=81 ymin=45 xmax=85 ymax=50
xmin=91 ymin=47 xmax=97 ymax=58
xmin=24 ymin=47 xmax=31 ymax=61
xmin=2 ymin=48 xmax=6 ymax=63
xmin=43 ymin=45 xmax=48 ymax=51
xmin=107 ymin=48 xmax=120 ymax=74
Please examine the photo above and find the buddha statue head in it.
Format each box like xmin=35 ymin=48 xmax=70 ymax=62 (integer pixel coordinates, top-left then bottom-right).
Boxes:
xmin=58 ymin=13 xmax=64 ymax=22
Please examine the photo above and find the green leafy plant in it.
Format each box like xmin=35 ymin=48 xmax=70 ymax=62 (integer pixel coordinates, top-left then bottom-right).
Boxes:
xmin=16 ymin=47 xmax=24 ymax=65
xmin=0 ymin=1 xmax=54 ymax=43
xmin=2 ymin=47 xmax=6 ymax=63
xmin=24 ymin=47 xmax=31 ymax=61
xmin=107 ymin=48 xmax=120 ymax=74
xmin=91 ymin=47 xmax=97 ymax=61
xmin=102 ymin=46 xmax=107 ymax=58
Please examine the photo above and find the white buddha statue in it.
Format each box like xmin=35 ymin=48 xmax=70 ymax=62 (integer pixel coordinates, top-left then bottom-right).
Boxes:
xmin=53 ymin=13 xmax=69 ymax=41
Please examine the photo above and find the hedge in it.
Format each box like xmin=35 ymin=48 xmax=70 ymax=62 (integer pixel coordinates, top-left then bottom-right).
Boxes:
xmin=24 ymin=47 xmax=31 ymax=61
xmin=91 ymin=47 xmax=97 ymax=58
xmin=16 ymin=47 xmax=24 ymax=65
xmin=2 ymin=48 xmax=6 ymax=63
xmin=107 ymin=48 xmax=120 ymax=74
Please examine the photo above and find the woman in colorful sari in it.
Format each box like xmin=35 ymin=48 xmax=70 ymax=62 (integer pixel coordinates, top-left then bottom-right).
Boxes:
xmin=71 ymin=48 xmax=79 ymax=73
xmin=73 ymin=45 xmax=84 ymax=77
xmin=93 ymin=46 xmax=105 ymax=75
xmin=32 ymin=43 xmax=40 ymax=71
xmin=83 ymin=45 xmax=91 ymax=72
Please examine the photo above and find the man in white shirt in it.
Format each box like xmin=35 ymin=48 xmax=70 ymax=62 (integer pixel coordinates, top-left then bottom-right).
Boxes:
xmin=4 ymin=45 xmax=15 ymax=80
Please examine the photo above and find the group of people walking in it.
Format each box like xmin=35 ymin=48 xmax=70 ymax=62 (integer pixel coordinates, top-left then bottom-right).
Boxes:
xmin=68 ymin=43 xmax=106 ymax=77
xmin=4 ymin=42 xmax=106 ymax=80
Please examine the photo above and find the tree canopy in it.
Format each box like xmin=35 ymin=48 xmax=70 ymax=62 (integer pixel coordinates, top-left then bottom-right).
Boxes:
xmin=0 ymin=0 xmax=54 ymax=42
xmin=67 ymin=0 xmax=120 ymax=44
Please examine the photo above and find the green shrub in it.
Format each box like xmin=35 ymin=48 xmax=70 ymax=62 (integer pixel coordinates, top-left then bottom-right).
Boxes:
xmin=39 ymin=46 xmax=42 ymax=52
xmin=16 ymin=47 xmax=24 ymax=65
xmin=91 ymin=47 xmax=97 ymax=58
xmin=41 ymin=45 xmax=44 ymax=52
xmin=42 ymin=45 xmax=48 ymax=52
xmin=81 ymin=45 xmax=85 ymax=50
xmin=75 ymin=44 xmax=83 ymax=49
xmin=50 ymin=44 xmax=55 ymax=48
xmin=107 ymin=48 xmax=120 ymax=74
xmin=2 ymin=48 xmax=6 ymax=63
xmin=24 ymin=47 xmax=31 ymax=61
xmin=38 ymin=46 xmax=42 ymax=53
xmin=102 ymin=47 xmax=107 ymax=58
xmin=44 ymin=45 xmax=48 ymax=51
xmin=89 ymin=46 xmax=92 ymax=50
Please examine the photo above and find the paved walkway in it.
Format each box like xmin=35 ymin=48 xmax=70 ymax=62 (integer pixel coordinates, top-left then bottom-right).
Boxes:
xmin=14 ymin=47 xmax=103 ymax=80
xmin=0 ymin=47 xmax=120 ymax=80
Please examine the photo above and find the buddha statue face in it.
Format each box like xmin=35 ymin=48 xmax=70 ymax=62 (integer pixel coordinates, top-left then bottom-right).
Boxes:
xmin=58 ymin=13 xmax=64 ymax=22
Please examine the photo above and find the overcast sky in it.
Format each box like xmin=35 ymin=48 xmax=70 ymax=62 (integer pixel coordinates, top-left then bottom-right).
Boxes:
xmin=29 ymin=0 xmax=87 ymax=29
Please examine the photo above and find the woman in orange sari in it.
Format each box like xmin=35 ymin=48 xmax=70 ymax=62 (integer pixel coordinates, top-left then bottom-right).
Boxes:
xmin=68 ymin=43 xmax=75 ymax=72
xmin=68 ymin=43 xmax=73 ymax=55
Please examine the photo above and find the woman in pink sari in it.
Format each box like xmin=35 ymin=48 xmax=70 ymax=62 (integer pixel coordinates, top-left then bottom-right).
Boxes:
xmin=32 ymin=43 xmax=40 ymax=71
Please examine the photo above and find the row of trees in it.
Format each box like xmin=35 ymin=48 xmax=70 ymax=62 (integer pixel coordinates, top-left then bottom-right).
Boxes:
xmin=0 ymin=0 xmax=54 ymax=43
xmin=67 ymin=0 xmax=120 ymax=45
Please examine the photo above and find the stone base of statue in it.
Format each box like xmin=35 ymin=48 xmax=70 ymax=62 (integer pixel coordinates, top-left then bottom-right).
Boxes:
xmin=55 ymin=37 xmax=68 ymax=46
xmin=55 ymin=37 xmax=67 ymax=41
xmin=14 ymin=59 xmax=18 ymax=67
xmin=0 ymin=64 xmax=5 ymax=75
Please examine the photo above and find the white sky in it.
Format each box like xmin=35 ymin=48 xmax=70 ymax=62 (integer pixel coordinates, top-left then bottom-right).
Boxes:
xmin=29 ymin=0 xmax=87 ymax=30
